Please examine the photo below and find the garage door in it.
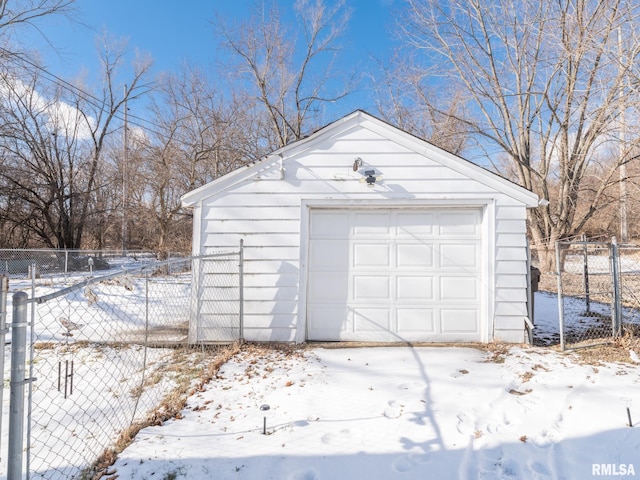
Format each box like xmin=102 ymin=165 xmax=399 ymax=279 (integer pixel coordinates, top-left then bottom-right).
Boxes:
xmin=306 ymin=208 xmax=483 ymax=342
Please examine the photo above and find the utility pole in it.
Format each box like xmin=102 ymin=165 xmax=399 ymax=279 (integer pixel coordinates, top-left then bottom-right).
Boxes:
xmin=122 ymin=84 xmax=128 ymax=253
xmin=620 ymin=140 xmax=628 ymax=244
xmin=618 ymin=27 xmax=629 ymax=244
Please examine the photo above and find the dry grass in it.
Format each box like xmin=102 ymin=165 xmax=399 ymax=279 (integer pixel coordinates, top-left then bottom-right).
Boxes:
xmin=92 ymin=342 xmax=314 ymax=479
xmin=480 ymin=343 xmax=512 ymax=363
xmin=88 ymin=342 xmax=243 ymax=480
xmin=567 ymin=332 xmax=640 ymax=365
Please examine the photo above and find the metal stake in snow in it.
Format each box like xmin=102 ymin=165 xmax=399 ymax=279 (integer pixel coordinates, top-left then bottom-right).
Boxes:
xmin=58 ymin=359 xmax=74 ymax=398
xmin=260 ymin=404 xmax=270 ymax=435
xmin=622 ymin=397 xmax=633 ymax=427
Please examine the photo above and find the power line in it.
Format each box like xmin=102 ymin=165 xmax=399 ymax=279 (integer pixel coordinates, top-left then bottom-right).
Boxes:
xmin=0 ymin=47 xmax=262 ymax=165
xmin=0 ymin=47 xmax=195 ymax=145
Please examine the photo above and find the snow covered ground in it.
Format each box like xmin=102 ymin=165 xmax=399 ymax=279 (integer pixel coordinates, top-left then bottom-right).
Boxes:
xmin=2 ymin=277 xmax=639 ymax=479
xmin=107 ymin=293 xmax=640 ymax=480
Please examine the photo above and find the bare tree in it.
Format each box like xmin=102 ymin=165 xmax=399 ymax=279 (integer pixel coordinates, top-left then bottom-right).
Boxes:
xmin=131 ymin=66 xmax=251 ymax=253
xmin=373 ymin=55 xmax=472 ymax=155
xmin=0 ymin=0 xmax=75 ymax=34
xmin=0 ymin=39 xmax=152 ymax=248
xmin=0 ymin=0 xmax=77 ymax=65
xmin=217 ymin=0 xmax=352 ymax=151
xmin=399 ymin=0 xmax=640 ymax=270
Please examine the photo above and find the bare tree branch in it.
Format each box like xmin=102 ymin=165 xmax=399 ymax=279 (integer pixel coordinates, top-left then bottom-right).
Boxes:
xmin=398 ymin=0 xmax=640 ymax=270
xmin=217 ymin=0 xmax=352 ymax=151
xmin=0 ymin=39 xmax=152 ymax=248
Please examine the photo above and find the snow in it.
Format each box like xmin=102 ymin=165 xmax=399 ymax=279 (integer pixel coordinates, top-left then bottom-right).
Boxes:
xmin=2 ymin=271 xmax=639 ymax=479
xmin=107 ymin=293 xmax=640 ymax=480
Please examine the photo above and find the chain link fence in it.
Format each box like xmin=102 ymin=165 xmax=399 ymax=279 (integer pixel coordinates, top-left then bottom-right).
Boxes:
xmin=616 ymin=245 xmax=640 ymax=338
xmin=0 ymin=249 xmax=170 ymax=283
xmin=555 ymin=239 xmax=640 ymax=350
xmin=0 ymin=248 xmax=244 ymax=479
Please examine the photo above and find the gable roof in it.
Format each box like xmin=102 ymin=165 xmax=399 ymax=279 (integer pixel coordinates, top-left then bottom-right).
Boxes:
xmin=181 ymin=110 xmax=539 ymax=207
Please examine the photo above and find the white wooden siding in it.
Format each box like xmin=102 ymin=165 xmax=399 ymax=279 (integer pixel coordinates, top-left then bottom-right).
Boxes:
xmin=189 ymin=118 xmax=536 ymax=343
xmin=492 ymin=197 xmax=530 ymax=342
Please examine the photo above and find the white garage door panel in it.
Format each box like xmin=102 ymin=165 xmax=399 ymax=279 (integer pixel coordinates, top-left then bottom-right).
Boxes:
xmin=397 ymin=244 xmax=434 ymax=267
xmin=397 ymin=276 xmax=434 ymax=300
xmin=439 ymin=212 xmax=479 ymax=235
xmin=308 ymin=272 xmax=348 ymax=300
xmin=397 ymin=212 xmax=435 ymax=236
xmin=307 ymin=208 xmax=483 ymax=342
xmin=440 ymin=244 xmax=478 ymax=268
xmin=354 ymin=308 xmax=390 ymax=332
xmin=354 ymin=243 xmax=390 ymax=267
xmin=310 ymin=239 xmax=349 ymax=269
xmin=440 ymin=277 xmax=478 ymax=300
xmin=354 ymin=275 xmax=391 ymax=300
xmin=397 ymin=308 xmax=435 ymax=332
xmin=311 ymin=212 xmax=349 ymax=236
xmin=308 ymin=305 xmax=353 ymax=335
xmin=441 ymin=309 xmax=479 ymax=333
xmin=353 ymin=213 xmax=390 ymax=235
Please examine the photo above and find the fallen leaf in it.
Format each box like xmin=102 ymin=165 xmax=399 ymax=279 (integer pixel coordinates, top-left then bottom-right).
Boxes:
xmin=508 ymin=388 xmax=532 ymax=396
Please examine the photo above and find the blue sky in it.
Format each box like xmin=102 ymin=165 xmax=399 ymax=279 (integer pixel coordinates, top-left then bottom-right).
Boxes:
xmin=15 ymin=0 xmax=402 ymax=118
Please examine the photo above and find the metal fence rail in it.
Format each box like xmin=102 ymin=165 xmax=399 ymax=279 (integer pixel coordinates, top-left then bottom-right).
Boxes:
xmin=556 ymin=238 xmax=640 ymax=350
xmin=0 ymin=249 xmax=244 ymax=479
xmin=0 ymin=249 xmax=172 ymax=282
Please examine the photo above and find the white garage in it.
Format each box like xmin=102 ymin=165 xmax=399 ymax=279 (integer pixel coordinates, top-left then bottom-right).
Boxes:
xmin=181 ymin=110 xmax=540 ymax=344
xmin=307 ymin=208 xmax=483 ymax=342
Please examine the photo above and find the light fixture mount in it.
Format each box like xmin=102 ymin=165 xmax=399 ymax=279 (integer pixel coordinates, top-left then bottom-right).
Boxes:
xmin=365 ymin=170 xmax=376 ymax=186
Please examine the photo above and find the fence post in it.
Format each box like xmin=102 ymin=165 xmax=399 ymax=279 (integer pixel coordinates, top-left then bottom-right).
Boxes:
xmin=239 ymin=239 xmax=244 ymax=343
xmin=610 ymin=237 xmax=622 ymax=337
xmin=0 ymin=274 xmax=8 ymax=461
xmin=582 ymin=233 xmax=591 ymax=314
xmin=8 ymin=291 xmax=28 ymax=480
xmin=131 ymin=272 xmax=151 ymax=425
xmin=525 ymin=239 xmax=533 ymax=345
xmin=556 ymin=241 xmax=566 ymax=351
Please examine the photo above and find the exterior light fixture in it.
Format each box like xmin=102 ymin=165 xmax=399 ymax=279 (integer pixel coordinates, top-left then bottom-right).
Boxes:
xmin=365 ymin=170 xmax=377 ymax=187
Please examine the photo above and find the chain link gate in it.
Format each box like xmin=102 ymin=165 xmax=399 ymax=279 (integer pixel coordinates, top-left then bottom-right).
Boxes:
xmin=556 ymin=240 xmax=614 ymax=350
xmin=556 ymin=238 xmax=640 ymax=350
xmin=615 ymin=244 xmax=640 ymax=338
